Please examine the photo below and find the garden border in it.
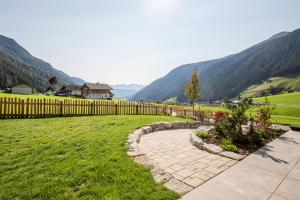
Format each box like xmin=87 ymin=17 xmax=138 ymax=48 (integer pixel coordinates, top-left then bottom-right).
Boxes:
xmin=189 ymin=132 xmax=245 ymax=161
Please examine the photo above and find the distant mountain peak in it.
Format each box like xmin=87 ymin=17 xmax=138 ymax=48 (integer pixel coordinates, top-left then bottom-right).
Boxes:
xmin=268 ymin=31 xmax=290 ymax=41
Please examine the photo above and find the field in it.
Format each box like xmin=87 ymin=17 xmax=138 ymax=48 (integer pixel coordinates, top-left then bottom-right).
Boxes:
xmin=250 ymin=92 xmax=300 ymax=126
xmin=241 ymin=75 xmax=300 ymax=98
xmin=0 ymin=115 xmax=191 ymax=200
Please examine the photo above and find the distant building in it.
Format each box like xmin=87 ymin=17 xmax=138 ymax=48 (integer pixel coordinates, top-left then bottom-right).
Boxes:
xmin=44 ymin=85 xmax=62 ymax=94
xmin=57 ymin=85 xmax=81 ymax=97
xmin=81 ymin=83 xmax=113 ymax=99
xmin=11 ymin=84 xmax=33 ymax=95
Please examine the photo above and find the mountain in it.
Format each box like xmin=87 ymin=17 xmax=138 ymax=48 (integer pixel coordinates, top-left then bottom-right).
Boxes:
xmin=132 ymin=28 xmax=300 ymax=102
xmin=110 ymin=84 xmax=144 ymax=99
xmin=0 ymin=35 xmax=85 ymax=91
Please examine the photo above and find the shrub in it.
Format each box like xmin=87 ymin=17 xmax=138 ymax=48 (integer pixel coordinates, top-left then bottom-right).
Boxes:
xmin=220 ymin=138 xmax=239 ymax=152
xmin=213 ymin=111 xmax=227 ymax=123
xmin=255 ymin=98 xmax=275 ymax=136
xmin=196 ymin=130 xmax=210 ymax=138
xmin=250 ymin=130 xmax=263 ymax=144
xmin=215 ymin=103 xmax=249 ymax=142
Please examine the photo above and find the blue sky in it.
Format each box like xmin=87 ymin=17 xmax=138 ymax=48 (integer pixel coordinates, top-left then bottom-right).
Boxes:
xmin=1 ymin=0 xmax=300 ymax=85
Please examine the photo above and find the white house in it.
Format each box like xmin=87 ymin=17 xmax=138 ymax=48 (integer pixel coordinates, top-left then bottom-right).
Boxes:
xmin=11 ymin=84 xmax=33 ymax=95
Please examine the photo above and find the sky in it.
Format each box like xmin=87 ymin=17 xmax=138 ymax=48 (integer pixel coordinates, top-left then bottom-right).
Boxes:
xmin=0 ymin=0 xmax=300 ymax=85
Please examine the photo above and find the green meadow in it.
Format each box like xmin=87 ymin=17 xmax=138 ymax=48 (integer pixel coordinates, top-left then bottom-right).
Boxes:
xmin=249 ymin=92 xmax=300 ymax=126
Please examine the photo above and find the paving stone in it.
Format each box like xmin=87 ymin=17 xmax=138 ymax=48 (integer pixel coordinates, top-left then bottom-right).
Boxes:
xmin=137 ymin=129 xmax=235 ymax=194
xmin=164 ymin=178 xmax=193 ymax=194
xmin=183 ymin=177 xmax=204 ymax=187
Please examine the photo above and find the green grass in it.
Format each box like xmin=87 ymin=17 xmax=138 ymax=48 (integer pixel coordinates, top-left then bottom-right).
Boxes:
xmin=0 ymin=115 xmax=191 ymax=200
xmin=196 ymin=130 xmax=210 ymax=138
xmin=249 ymin=92 xmax=300 ymax=126
xmin=241 ymin=75 xmax=300 ymax=98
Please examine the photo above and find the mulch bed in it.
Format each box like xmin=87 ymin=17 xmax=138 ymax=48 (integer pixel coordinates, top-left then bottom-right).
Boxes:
xmin=201 ymin=128 xmax=285 ymax=156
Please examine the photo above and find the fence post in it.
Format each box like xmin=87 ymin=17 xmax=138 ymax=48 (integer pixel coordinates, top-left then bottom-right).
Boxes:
xmin=21 ymin=99 xmax=25 ymax=118
xmin=184 ymin=109 xmax=186 ymax=117
xmin=59 ymin=101 xmax=63 ymax=117
xmin=115 ymin=104 xmax=118 ymax=115
xmin=136 ymin=104 xmax=139 ymax=115
xmin=170 ymin=107 xmax=173 ymax=116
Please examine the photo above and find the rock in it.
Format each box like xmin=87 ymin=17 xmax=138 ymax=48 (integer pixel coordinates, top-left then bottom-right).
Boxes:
xmin=190 ymin=132 xmax=204 ymax=148
xmin=189 ymin=121 xmax=202 ymax=129
xmin=142 ymin=126 xmax=153 ymax=134
xmin=172 ymin=122 xmax=179 ymax=129
xmin=220 ymin=151 xmax=245 ymax=161
xmin=162 ymin=122 xmax=173 ymax=129
xmin=128 ymin=141 xmax=139 ymax=152
xmin=178 ymin=122 xmax=187 ymax=129
xmin=202 ymin=143 xmax=223 ymax=154
xmin=197 ymin=126 xmax=215 ymax=134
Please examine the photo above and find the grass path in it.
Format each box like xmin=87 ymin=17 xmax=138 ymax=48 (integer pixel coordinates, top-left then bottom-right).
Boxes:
xmin=0 ymin=116 xmax=191 ymax=200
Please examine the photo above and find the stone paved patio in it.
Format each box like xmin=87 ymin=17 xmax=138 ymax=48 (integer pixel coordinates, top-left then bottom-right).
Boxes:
xmin=138 ymin=129 xmax=238 ymax=194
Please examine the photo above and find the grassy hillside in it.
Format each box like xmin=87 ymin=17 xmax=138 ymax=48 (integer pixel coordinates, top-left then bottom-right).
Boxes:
xmin=0 ymin=116 xmax=190 ymax=200
xmin=241 ymin=75 xmax=300 ymax=98
xmin=250 ymin=92 xmax=300 ymax=126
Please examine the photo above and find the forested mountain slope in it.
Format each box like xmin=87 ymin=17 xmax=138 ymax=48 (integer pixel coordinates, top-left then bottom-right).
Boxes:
xmin=132 ymin=28 xmax=300 ymax=102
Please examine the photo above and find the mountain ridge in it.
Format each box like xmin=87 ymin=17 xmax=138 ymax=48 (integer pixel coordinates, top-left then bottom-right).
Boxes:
xmin=132 ymin=28 xmax=300 ymax=102
xmin=0 ymin=35 xmax=85 ymax=90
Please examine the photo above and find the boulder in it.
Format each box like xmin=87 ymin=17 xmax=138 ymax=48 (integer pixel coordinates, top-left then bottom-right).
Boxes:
xmin=189 ymin=121 xmax=202 ymax=129
xmin=142 ymin=126 xmax=153 ymax=134
xmin=190 ymin=132 xmax=204 ymax=148
xmin=197 ymin=126 xmax=215 ymax=134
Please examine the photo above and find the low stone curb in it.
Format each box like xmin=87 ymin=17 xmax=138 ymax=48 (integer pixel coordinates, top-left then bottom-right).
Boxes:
xmin=190 ymin=131 xmax=245 ymax=161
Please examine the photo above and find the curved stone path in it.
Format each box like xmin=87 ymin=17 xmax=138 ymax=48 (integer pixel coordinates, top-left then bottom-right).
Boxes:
xmin=138 ymin=129 xmax=238 ymax=194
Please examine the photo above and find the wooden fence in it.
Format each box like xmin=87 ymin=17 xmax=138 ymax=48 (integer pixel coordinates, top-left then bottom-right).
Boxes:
xmin=0 ymin=97 xmax=213 ymax=120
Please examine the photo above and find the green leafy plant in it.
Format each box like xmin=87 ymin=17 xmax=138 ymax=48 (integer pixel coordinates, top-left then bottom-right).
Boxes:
xmin=220 ymin=137 xmax=239 ymax=152
xmin=215 ymin=103 xmax=249 ymax=142
xmin=255 ymin=98 xmax=275 ymax=136
xmin=196 ymin=130 xmax=210 ymax=138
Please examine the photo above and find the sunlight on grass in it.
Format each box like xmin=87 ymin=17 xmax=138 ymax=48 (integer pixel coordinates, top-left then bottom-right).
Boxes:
xmin=0 ymin=115 xmax=191 ymax=200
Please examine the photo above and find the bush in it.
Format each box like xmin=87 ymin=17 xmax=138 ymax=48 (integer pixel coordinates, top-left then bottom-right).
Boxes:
xmin=219 ymin=138 xmax=239 ymax=152
xmin=213 ymin=111 xmax=227 ymax=123
xmin=250 ymin=130 xmax=263 ymax=144
xmin=215 ymin=103 xmax=249 ymax=142
xmin=196 ymin=130 xmax=210 ymax=138
xmin=255 ymin=98 xmax=275 ymax=136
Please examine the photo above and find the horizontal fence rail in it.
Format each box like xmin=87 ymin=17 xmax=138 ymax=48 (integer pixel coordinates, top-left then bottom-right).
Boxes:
xmin=0 ymin=97 xmax=213 ymax=120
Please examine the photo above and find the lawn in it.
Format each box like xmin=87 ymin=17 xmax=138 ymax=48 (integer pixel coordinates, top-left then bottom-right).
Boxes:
xmin=0 ymin=115 xmax=191 ymax=200
xmin=250 ymin=92 xmax=300 ymax=126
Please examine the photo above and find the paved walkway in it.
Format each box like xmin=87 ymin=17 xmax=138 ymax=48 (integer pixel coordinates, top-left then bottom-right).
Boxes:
xmin=182 ymin=130 xmax=300 ymax=200
xmin=138 ymin=129 xmax=237 ymax=194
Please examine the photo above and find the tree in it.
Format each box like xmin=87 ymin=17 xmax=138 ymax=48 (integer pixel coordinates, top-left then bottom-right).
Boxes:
xmin=185 ymin=68 xmax=201 ymax=114
xmin=48 ymin=76 xmax=58 ymax=89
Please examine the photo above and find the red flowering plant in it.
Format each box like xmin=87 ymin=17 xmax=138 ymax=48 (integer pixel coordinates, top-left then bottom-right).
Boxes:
xmin=213 ymin=111 xmax=227 ymax=123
